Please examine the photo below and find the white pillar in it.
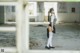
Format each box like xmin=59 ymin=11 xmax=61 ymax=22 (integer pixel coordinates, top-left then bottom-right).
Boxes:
xmin=16 ymin=0 xmax=29 ymax=53
xmin=21 ymin=3 xmax=29 ymax=53
xmin=16 ymin=1 xmax=23 ymax=53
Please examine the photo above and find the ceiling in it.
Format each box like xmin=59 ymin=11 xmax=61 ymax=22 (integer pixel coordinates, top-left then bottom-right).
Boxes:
xmin=0 ymin=0 xmax=79 ymax=2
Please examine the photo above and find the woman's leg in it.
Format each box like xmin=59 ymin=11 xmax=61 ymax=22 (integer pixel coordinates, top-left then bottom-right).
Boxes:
xmin=49 ymin=33 xmax=55 ymax=48
xmin=49 ymin=32 xmax=53 ymax=47
xmin=47 ymin=32 xmax=53 ymax=47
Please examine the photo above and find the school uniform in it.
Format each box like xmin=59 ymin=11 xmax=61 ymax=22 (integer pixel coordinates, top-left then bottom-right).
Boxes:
xmin=47 ymin=14 xmax=56 ymax=38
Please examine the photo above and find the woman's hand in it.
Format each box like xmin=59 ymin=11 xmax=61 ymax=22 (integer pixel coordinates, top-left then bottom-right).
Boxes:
xmin=52 ymin=28 xmax=54 ymax=32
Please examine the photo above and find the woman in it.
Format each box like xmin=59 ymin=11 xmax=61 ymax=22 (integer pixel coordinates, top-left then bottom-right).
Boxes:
xmin=47 ymin=8 xmax=56 ymax=38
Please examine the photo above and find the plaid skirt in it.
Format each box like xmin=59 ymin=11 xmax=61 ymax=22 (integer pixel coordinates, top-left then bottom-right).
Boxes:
xmin=47 ymin=26 xmax=56 ymax=38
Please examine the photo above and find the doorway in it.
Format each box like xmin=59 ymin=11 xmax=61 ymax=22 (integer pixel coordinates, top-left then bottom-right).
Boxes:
xmin=28 ymin=2 xmax=58 ymax=23
xmin=44 ymin=2 xmax=58 ymax=22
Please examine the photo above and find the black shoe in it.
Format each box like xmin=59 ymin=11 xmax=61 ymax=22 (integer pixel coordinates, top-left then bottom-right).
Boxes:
xmin=45 ymin=46 xmax=50 ymax=49
xmin=49 ymin=46 xmax=55 ymax=48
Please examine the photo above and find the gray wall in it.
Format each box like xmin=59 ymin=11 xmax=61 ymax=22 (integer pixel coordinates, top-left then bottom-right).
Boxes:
xmin=0 ymin=6 xmax=4 ymax=24
xmin=57 ymin=2 xmax=80 ymax=23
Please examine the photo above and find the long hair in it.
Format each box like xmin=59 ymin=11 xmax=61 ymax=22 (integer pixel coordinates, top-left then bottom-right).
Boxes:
xmin=49 ymin=8 xmax=54 ymax=13
xmin=49 ymin=22 xmax=52 ymax=27
xmin=48 ymin=8 xmax=54 ymax=22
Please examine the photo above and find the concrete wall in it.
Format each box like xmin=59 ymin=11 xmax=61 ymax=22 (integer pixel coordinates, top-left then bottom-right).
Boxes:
xmin=29 ymin=16 xmax=36 ymax=22
xmin=0 ymin=6 xmax=4 ymax=24
xmin=58 ymin=2 xmax=80 ymax=23
xmin=66 ymin=2 xmax=80 ymax=13
xmin=58 ymin=13 xmax=80 ymax=23
xmin=29 ymin=2 xmax=80 ymax=23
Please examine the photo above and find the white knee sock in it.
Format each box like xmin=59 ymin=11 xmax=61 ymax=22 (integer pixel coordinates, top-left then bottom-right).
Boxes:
xmin=47 ymin=32 xmax=53 ymax=47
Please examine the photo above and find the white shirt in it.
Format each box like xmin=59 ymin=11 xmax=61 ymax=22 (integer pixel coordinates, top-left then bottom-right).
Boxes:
xmin=50 ymin=14 xmax=56 ymax=27
xmin=51 ymin=14 xmax=55 ymax=23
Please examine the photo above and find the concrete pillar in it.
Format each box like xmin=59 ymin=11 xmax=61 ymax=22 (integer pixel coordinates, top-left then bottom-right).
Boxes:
xmin=36 ymin=2 xmax=44 ymax=22
xmin=16 ymin=0 xmax=29 ymax=53
xmin=22 ymin=2 xmax=29 ymax=53
xmin=16 ymin=1 xmax=23 ymax=53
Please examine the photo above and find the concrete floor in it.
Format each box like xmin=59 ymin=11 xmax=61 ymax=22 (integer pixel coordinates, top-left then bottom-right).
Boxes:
xmin=0 ymin=31 xmax=16 ymax=47
xmin=0 ymin=24 xmax=16 ymax=47
xmin=29 ymin=23 xmax=80 ymax=50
